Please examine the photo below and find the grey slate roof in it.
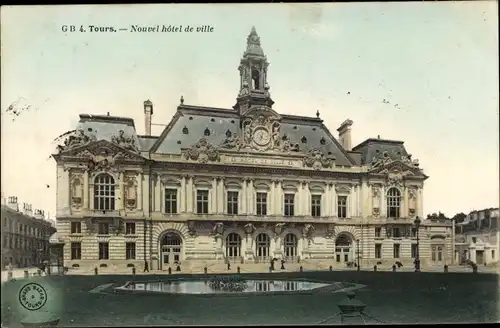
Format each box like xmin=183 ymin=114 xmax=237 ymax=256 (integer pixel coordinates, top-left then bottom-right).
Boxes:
xmin=352 ymin=138 xmax=409 ymax=165
xmin=151 ymin=105 xmax=355 ymax=167
xmin=76 ymin=114 xmax=142 ymax=150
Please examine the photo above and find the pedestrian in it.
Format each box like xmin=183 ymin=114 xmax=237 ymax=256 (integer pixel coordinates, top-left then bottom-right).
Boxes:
xmin=144 ymin=260 xmax=149 ymax=273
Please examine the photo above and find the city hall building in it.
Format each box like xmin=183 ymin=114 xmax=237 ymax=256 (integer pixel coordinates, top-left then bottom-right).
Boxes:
xmin=53 ymin=28 xmax=452 ymax=272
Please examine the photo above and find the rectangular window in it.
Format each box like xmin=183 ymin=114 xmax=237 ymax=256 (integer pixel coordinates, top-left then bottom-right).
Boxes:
xmin=164 ymin=189 xmax=178 ymax=214
xmin=125 ymin=243 xmax=136 ymax=260
xmin=311 ymin=195 xmax=321 ymax=217
xmin=125 ymin=222 xmax=136 ymax=235
xmin=411 ymin=244 xmax=418 ymax=258
xmin=98 ymin=223 xmax=109 ymax=235
xmin=393 ymin=244 xmax=400 ymax=258
xmin=492 ymin=250 xmax=496 ymax=260
xmin=256 ymin=192 xmax=267 ymax=216
xmin=375 ymin=227 xmax=382 ymax=238
xmin=227 ymin=191 xmax=239 ymax=215
xmin=196 ymin=190 xmax=209 ymax=214
xmin=337 ymin=196 xmax=348 ymax=218
xmin=98 ymin=242 xmax=109 ymax=260
xmin=392 ymin=227 xmax=401 ymax=238
xmin=71 ymin=242 xmax=82 ymax=260
xmin=71 ymin=222 xmax=81 ymax=234
xmin=284 ymin=194 xmax=295 ymax=217
xmin=375 ymin=244 xmax=382 ymax=259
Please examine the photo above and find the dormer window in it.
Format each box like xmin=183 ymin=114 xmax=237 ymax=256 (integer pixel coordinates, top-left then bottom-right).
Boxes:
xmin=320 ymin=137 xmax=326 ymax=145
xmin=252 ymin=69 xmax=260 ymax=89
xmin=301 ymin=136 xmax=307 ymax=143
xmin=182 ymin=126 xmax=189 ymax=134
xmin=204 ymin=128 xmax=211 ymax=136
xmin=226 ymin=130 xmax=232 ymax=138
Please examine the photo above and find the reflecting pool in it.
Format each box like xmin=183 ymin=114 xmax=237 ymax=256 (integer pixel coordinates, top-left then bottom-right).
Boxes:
xmin=117 ymin=279 xmax=331 ymax=295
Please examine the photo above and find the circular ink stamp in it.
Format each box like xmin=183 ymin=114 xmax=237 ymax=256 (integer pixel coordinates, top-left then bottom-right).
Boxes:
xmin=18 ymin=283 xmax=47 ymax=311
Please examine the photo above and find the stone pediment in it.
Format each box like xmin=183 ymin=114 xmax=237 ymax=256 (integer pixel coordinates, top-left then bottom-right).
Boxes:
xmin=55 ymin=139 xmax=146 ymax=164
xmin=369 ymin=159 xmax=426 ymax=186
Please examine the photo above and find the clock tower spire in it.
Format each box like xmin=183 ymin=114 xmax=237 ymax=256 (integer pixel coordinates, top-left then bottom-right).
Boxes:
xmin=233 ymin=26 xmax=274 ymax=115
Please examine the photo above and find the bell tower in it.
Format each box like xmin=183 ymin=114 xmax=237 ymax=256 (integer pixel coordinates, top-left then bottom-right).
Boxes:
xmin=233 ymin=26 xmax=274 ymax=115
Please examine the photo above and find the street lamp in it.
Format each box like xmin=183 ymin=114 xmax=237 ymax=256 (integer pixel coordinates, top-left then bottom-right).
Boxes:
xmin=414 ymin=216 xmax=421 ymax=272
xmin=356 ymin=239 xmax=360 ymax=271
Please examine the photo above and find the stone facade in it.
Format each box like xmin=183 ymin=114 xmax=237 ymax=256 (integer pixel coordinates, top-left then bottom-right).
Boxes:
xmin=455 ymin=208 xmax=499 ymax=265
xmin=1 ymin=197 xmax=56 ymax=268
xmin=52 ymin=27 xmax=452 ymax=271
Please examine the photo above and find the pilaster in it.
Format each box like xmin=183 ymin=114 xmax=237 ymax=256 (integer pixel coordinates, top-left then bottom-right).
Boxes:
xmin=403 ymin=185 xmax=409 ymax=217
xmin=187 ymin=176 xmax=194 ymax=213
xmin=137 ymin=172 xmax=143 ymax=211
xmin=211 ymin=177 xmax=217 ymax=214
xmin=119 ymin=171 xmax=125 ymax=211
xmin=381 ymin=185 xmax=386 ymax=217
xmin=83 ymin=170 xmax=89 ymax=209
xmin=269 ymin=180 xmax=275 ymax=215
xmin=241 ymin=179 xmax=247 ymax=214
xmin=154 ymin=174 xmax=161 ymax=212
xmin=248 ymin=179 xmax=254 ymax=215
xmin=180 ymin=175 xmax=186 ymax=213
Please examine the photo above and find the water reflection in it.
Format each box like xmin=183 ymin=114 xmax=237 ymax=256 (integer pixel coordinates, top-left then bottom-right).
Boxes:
xmin=120 ymin=280 xmax=329 ymax=295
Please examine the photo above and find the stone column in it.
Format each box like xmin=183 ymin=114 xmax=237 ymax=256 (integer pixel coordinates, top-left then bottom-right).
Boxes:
xmin=418 ymin=187 xmax=424 ymax=218
xmin=332 ymin=184 xmax=337 ymax=217
xmin=219 ymin=177 xmax=225 ymax=214
xmin=403 ymin=185 xmax=409 ymax=218
xmin=241 ymin=179 xmax=247 ymax=214
xmin=381 ymin=185 xmax=386 ymax=217
xmin=269 ymin=181 xmax=275 ymax=215
xmin=187 ymin=176 xmax=194 ymax=213
xmin=119 ymin=171 xmax=125 ymax=211
xmin=180 ymin=176 xmax=186 ymax=213
xmin=304 ymin=182 xmax=311 ymax=216
xmin=155 ymin=174 xmax=161 ymax=212
xmin=83 ymin=171 xmax=89 ymax=209
xmin=137 ymin=172 xmax=143 ymax=211
xmin=248 ymin=179 xmax=254 ymax=215
xmin=276 ymin=180 xmax=282 ymax=215
xmin=211 ymin=178 xmax=217 ymax=214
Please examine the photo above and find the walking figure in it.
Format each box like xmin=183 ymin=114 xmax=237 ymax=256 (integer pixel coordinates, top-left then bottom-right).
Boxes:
xmin=144 ymin=261 xmax=149 ymax=273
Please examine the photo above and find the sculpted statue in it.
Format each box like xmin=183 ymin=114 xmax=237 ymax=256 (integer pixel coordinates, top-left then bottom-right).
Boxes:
xmin=244 ymin=223 xmax=255 ymax=236
xmin=183 ymin=138 xmax=219 ymax=163
xmin=57 ymin=129 xmax=97 ymax=153
xmin=111 ymin=130 xmax=139 ymax=153
xmin=212 ymin=222 xmax=224 ymax=239
xmin=274 ymin=223 xmax=286 ymax=236
xmin=220 ymin=135 xmax=242 ymax=150
xmin=302 ymin=224 xmax=315 ymax=239
xmin=303 ymin=148 xmax=335 ymax=170
xmin=280 ymin=135 xmax=299 ymax=152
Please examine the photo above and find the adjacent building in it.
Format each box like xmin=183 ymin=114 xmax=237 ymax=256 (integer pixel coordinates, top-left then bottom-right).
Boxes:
xmin=52 ymin=27 xmax=453 ymax=271
xmin=455 ymin=208 xmax=499 ymax=265
xmin=1 ymin=196 xmax=56 ymax=269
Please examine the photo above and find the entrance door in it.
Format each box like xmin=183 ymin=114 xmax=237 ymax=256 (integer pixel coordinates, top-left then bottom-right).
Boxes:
xmin=431 ymin=245 xmax=444 ymax=264
xmin=160 ymin=232 xmax=182 ymax=270
xmin=335 ymin=234 xmax=353 ymax=264
xmin=476 ymin=250 xmax=484 ymax=265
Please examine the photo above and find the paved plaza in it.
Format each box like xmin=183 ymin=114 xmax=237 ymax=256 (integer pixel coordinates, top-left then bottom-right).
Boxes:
xmin=1 ymin=270 xmax=498 ymax=326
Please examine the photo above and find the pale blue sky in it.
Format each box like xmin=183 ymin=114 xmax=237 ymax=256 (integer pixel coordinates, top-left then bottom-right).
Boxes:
xmin=1 ymin=2 xmax=498 ymax=219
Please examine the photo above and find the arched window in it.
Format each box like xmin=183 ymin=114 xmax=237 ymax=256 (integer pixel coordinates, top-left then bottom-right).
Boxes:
xmin=256 ymin=233 xmax=270 ymax=261
xmin=283 ymin=233 xmax=298 ymax=260
xmin=225 ymin=233 xmax=242 ymax=258
xmin=387 ymin=188 xmax=401 ymax=218
xmin=251 ymin=69 xmax=260 ymax=89
xmin=93 ymin=174 xmax=115 ymax=211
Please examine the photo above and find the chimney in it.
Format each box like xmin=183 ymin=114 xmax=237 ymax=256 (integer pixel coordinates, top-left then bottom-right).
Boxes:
xmin=144 ymin=100 xmax=153 ymax=136
xmin=23 ymin=203 xmax=33 ymax=216
xmin=7 ymin=196 xmax=19 ymax=211
xmin=34 ymin=209 xmax=45 ymax=220
xmin=337 ymin=119 xmax=354 ymax=151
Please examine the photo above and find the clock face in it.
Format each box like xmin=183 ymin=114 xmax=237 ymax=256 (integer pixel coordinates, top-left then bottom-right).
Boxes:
xmin=253 ymin=128 xmax=271 ymax=146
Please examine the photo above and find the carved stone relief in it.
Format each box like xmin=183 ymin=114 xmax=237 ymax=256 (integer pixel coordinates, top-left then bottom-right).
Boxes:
xmin=371 ymin=185 xmax=381 ymax=217
xmin=371 ymin=151 xmax=420 ymax=169
xmin=212 ymin=222 xmax=224 ymax=240
xmin=274 ymin=223 xmax=286 ymax=238
xmin=111 ymin=218 xmax=124 ymax=235
xmin=302 ymin=147 xmax=335 ymax=170
xmin=335 ymin=184 xmax=351 ymax=194
xmin=408 ymin=187 xmax=418 ymax=217
xmin=70 ymin=172 xmax=84 ymax=209
xmin=124 ymin=175 xmax=138 ymax=210
xmin=235 ymin=109 xmax=300 ymax=153
xmin=85 ymin=218 xmax=95 ymax=234
xmin=183 ymin=138 xmax=220 ymax=163
xmin=324 ymin=223 xmax=335 ymax=239
xmin=187 ymin=221 xmax=197 ymax=237
xmin=302 ymin=224 xmax=315 ymax=240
